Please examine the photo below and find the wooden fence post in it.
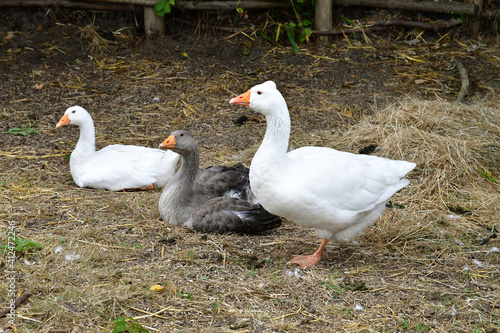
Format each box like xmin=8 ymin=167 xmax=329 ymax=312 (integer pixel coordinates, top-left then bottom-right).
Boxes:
xmin=315 ymin=0 xmax=332 ymax=43
xmin=144 ymin=6 xmax=165 ymax=38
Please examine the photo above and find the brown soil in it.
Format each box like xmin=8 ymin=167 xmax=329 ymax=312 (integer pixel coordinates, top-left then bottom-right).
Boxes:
xmin=0 ymin=7 xmax=499 ymax=333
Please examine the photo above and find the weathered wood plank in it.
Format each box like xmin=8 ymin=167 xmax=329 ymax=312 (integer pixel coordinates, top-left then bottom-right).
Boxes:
xmin=333 ymin=0 xmax=480 ymax=16
xmin=0 ymin=0 xmax=288 ymax=10
xmin=144 ymin=6 xmax=164 ymax=37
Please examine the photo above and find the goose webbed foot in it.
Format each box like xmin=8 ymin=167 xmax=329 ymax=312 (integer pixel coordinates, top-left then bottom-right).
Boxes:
xmin=288 ymin=238 xmax=328 ymax=269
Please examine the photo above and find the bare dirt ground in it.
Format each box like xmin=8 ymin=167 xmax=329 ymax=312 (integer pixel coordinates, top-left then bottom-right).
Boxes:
xmin=0 ymin=6 xmax=499 ymax=333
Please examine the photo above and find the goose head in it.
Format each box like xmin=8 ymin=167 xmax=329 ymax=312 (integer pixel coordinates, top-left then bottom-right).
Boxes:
xmin=229 ymin=81 xmax=287 ymax=116
xmin=56 ymin=106 xmax=92 ymax=128
xmin=159 ymin=130 xmax=198 ymax=157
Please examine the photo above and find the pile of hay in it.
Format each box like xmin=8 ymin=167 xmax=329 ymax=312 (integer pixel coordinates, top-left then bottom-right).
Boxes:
xmin=332 ymin=96 xmax=500 ymax=249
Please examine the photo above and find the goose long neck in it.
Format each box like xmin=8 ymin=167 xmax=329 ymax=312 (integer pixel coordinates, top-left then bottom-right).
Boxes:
xmin=161 ymin=148 xmax=198 ymax=210
xmin=176 ymin=149 xmax=199 ymax=187
xmin=159 ymin=146 xmax=198 ymax=223
xmin=259 ymin=105 xmax=291 ymax=158
xmin=73 ymin=119 xmax=96 ymax=156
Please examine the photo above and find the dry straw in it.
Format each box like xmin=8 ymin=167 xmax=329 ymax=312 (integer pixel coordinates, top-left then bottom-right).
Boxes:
xmin=333 ymin=96 xmax=500 ymax=248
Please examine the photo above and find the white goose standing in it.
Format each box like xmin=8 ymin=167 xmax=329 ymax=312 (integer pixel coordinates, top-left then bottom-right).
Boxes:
xmin=56 ymin=106 xmax=179 ymax=191
xmin=230 ymin=81 xmax=416 ymax=268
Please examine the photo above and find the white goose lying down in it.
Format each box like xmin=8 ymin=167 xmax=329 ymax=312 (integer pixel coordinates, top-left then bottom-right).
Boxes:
xmin=56 ymin=106 xmax=179 ymax=191
xmin=158 ymin=130 xmax=282 ymax=234
xmin=230 ymin=81 xmax=416 ymax=268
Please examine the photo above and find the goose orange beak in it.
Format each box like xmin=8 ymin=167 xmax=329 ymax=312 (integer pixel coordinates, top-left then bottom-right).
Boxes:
xmin=229 ymin=89 xmax=251 ymax=106
xmin=56 ymin=114 xmax=70 ymax=128
xmin=159 ymin=135 xmax=176 ymax=149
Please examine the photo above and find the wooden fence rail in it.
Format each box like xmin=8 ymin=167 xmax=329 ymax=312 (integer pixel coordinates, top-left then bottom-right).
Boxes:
xmin=1 ymin=0 xmax=499 ymax=38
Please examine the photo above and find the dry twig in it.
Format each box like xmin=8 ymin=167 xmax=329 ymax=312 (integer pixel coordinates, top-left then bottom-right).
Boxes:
xmin=0 ymin=292 xmax=32 ymax=317
xmin=454 ymin=58 xmax=470 ymax=103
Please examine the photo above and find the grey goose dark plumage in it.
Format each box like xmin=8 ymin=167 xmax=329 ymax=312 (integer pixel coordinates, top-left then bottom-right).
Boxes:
xmin=158 ymin=130 xmax=282 ymax=234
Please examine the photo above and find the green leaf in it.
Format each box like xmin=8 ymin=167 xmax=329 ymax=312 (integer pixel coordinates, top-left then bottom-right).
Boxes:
xmin=0 ymin=234 xmax=43 ymax=252
xmin=14 ymin=237 xmax=43 ymax=251
xmin=286 ymin=27 xmax=300 ymax=52
xmin=111 ymin=317 xmax=129 ymax=332
xmin=258 ymin=31 xmax=273 ymax=44
xmin=478 ymin=168 xmax=498 ymax=182
xmin=154 ymin=0 xmax=172 ymax=17
xmin=303 ymin=27 xmax=312 ymax=36
xmin=111 ymin=316 xmax=149 ymax=333
xmin=5 ymin=125 xmax=38 ymax=136
xmin=154 ymin=1 xmax=166 ymax=12
xmin=302 ymin=19 xmax=311 ymax=26
xmin=288 ymin=22 xmax=297 ymax=28
xmin=341 ymin=15 xmax=356 ymax=27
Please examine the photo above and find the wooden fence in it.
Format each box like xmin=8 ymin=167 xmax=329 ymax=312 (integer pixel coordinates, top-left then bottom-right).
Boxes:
xmin=1 ymin=0 xmax=498 ymax=38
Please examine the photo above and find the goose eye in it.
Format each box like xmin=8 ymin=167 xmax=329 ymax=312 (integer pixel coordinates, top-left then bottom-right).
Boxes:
xmin=257 ymin=91 xmax=262 ymax=95
xmin=179 ymin=133 xmax=184 ymax=137
xmin=72 ymin=110 xmax=76 ymax=113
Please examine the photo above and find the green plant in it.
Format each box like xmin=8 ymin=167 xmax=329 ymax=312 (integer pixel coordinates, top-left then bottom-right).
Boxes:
xmin=154 ymin=0 xmax=175 ymax=17
xmin=322 ymin=279 xmax=343 ymax=294
xmin=478 ymin=168 xmax=497 ymax=182
xmin=416 ymin=323 xmax=431 ymax=332
xmin=111 ymin=316 xmax=149 ymax=333
xmin=340 ymin=308 xmax=354 ymax=318
xmin=285 ymin=0 xmax=313 ymax=52
xmin=233 ymin=7 xmax=245 ymax=26
xmin=400 ymin=318 xmax=410 ymax=329
xmin=258 ymin=30 xmax=274 ymax=45
xmin=177 ymin=290 xmax=194 ymax=300
xmin=4 ymin=124 xmax=38 ymax=136
xmin=447 ymin=11 xmax=475 ymax=22
xmin=333 ymin=13 xmax=356 ymax=27
xmin=0 ymin=180 xmax=7 ymax=192
xmin=0 ymin=233 xmax=43 ymax=252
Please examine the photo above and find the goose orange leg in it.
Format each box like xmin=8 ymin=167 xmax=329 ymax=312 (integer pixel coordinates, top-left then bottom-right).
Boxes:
xmin=123 ymin=184 xmax=156 ymax=192
xmin=289 ymin=238 xmax=328 ymax=269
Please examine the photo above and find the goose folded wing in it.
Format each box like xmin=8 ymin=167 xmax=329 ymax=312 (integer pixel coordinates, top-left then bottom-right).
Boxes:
xmin=283 ymin=154 xmax=413 ymax=213
xmin=194 ymin=163 xmax=249 ymax=197
xmin=188 ymin=197 xmax=282 ymax=234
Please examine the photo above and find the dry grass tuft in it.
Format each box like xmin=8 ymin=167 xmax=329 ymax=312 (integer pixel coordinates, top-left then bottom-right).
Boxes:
xmin=79 ymin=24 xmax=111 ymax=58
xmin=338 ymin=96 xmax=500 ymax=209
xmin=330 ymin=97 xmax=500 ymax=249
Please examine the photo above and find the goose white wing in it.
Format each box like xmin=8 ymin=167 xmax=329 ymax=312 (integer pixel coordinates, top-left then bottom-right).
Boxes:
xmin=77 ymin=145 xmax=179 ymax=191
xmin=286 ymin=146 xmax=415 ymax=212
xmin=252 ymin=146 xmax=415 ymax=225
